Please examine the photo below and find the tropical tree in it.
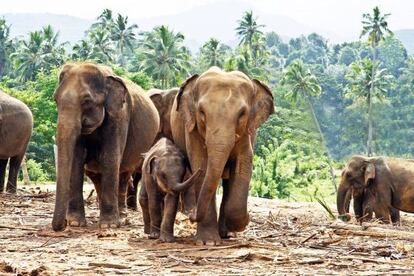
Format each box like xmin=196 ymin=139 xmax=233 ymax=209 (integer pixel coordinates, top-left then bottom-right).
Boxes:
xmin=89 ymin=28 xmax=115 ymax=63
xmin=140 ymin=25 xmax=191 ymax=88
xmin=360 ymin=6 xmax=392 ymax=156
xmin=345 ymin=58 xmax=393 ymax=153
xmin=111 ymin=14 xmax=138 ymax=65
xmin=0 ymin=18 xmax=12 ymax=77
xmin=280 ymin=60 xmax=337 ymax=191
xmin=72 ymin=39 xmax=92 ymax=60
xmin=198 ymin=38 xmax=230 ymax=69
xmin=91 ymin=9 xmax=114 ymax=30
xmin=235 ymin=10 xmax=265 ymax=50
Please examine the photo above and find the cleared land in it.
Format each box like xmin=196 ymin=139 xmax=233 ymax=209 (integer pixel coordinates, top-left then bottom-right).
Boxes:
xmin=1 ymin=185 xmax=414 ymax=275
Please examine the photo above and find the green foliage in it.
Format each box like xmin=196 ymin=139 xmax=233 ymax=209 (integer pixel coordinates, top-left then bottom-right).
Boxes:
xmin=26 ymin=159 xmax=48 ymax=183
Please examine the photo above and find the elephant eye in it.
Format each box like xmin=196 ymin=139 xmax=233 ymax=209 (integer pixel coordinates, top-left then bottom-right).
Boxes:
xmin=199 ymin=109 xmax=206 ymax=122
xmin=81 ymin=96 xmax=94 ymax=107
xmin=346 ymin=172 xmax=352 ymax=179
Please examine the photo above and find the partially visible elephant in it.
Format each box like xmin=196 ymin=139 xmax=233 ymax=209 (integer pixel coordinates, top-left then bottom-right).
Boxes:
xmin=52 ymin=63 xmax=159 ymax=231
xmin=171 ymin=67 xmax=274 ymax=244
xmin=139 ymin=138 xmax=201 ymax=242
xmin=337 ymin=155 xmax=401 ymax=224
xmin=126 ymin=88 xmax=179 ymax=210
xmin=0 ymin=90 xmax=33 ymax=193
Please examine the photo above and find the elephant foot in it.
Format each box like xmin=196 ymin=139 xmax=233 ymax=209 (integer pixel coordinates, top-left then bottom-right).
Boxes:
xmin=224 ymin=213 xmax=249 ymax=233
xmin=194 ymin=226 xmax=221 ymax=246
xmin=99 ymin=215 xmax=120 ymax=229
xmin=127 ymin=196 xmax=137 ymax=210
xmin=144 ymin=225 xmax=150 ymax=234
xmin=149 ymin=231 xmax=160 ymax=239
xmin=67 ymin=213 xmax=87 ymax=227
xmin=159 ymin=233 xmax=175 ymax=243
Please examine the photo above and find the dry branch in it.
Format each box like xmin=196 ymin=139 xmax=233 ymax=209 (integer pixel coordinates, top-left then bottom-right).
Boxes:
xmin=0 ymin=225 xmax=37 ymax=231
xmin=88 ymin=262 xmax=130 ymax=269
xmin=331 ymin=222 xmax=414 ymax=241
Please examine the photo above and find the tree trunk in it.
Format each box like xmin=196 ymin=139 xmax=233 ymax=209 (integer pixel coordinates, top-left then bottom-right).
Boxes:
xmin=307 ymin=96 xmax=337 ymax=192
xmin=367 ymin=47 xmax=376 ymax=157
xmin=21 ymin=156 xmax=30 ymax=186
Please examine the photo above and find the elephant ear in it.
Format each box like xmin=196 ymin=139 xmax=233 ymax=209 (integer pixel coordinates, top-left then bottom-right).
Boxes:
xmin=176 ymin=74 xmax=199 ymax=132
xmin=364 ymin=162 xmax=376 ymax=186
xmin=149 ymin=92 xmax=164 ymax=113
xmin=250 ymin=79 xmax=275 ymax=131
xmin=105 ymin=76 xmax=127 ymax=117
xmin=58 ymin=63 xmax=74 ymax=83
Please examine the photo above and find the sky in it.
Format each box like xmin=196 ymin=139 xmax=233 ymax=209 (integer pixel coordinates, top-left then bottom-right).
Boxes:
xmin=1 ymin=0 xmax=413 ymax=39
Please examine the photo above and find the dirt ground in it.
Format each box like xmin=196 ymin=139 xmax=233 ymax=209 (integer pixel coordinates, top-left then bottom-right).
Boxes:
xmin=1 ymin=185 xmax=414 ymax=275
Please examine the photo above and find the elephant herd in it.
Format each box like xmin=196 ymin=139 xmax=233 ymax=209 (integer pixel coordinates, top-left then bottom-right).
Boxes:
xmin=2 ymin=61 xmax=414 ymax=245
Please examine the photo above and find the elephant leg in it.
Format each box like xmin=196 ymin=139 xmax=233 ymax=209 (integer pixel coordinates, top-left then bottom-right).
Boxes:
xmin=6 ymin=154 xmax=24 ymax=193
xmin=0 ymin=159 xmax=8 ymax=192
xmin=353 ymin=192 xmax=364 ymax=222
xmin=219 ymin=140 xmax=253 ymax=236
xmin=391 ymin=208 xmax=400 ymax=226
xmin=194 ymin=195 xmax=220 ymax=245
xmin=118 ymin=172 xmax=131 ymax=218
xmin=85 ymin=171 xmax=102 ymax=205
xmin=148 ymin=188 xmax=163 ymax=239
xmin=67 ymin=145 xmax=86 ymax=227
xmin=138 ymin=182 xmax=150 ymax=234
xmin=127 ymin=172 xmax=140 ymax=210
xmin=160 ymin=193 xmax=179 ymax=242
xmin=219 ymin=179 xmax=231 ymax=238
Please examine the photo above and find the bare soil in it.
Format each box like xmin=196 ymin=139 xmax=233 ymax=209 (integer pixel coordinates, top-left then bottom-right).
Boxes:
xmin=1 ymin=185 xmax=414 ymax=275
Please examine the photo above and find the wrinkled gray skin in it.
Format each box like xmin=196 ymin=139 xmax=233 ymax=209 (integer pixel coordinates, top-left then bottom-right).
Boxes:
xmin=139 ymin=138 xmax=201 ymax=242
xmin=171 ymin=67 xmax=274 ymax=245
xmin=126 ymin=88 xmax=180 ymax=210
xmin=0 ymin=90 xmax=33 ymax=193
xmin=52 ymin=63 xmax=159 ymax=231
xmin=337 ymin=155 xmax=400 ymax=224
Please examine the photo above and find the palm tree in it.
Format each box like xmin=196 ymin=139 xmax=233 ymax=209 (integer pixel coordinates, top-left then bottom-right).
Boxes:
xmin=111 ymin=14 xmax=138 ymax=65
xmin=345 ymin=58 xmax=393 ymax=153
xmin=281 ymin=60 xmax=337 ymax=191
xmin=199 ymin=38 xmax=230 ymax=69
xmin=92 ymin=9 xmax=114 ymax=30
xmin=12 ymin=31 xmax=46 ymax=81
xmin=360 ymin=6 xmax=392 ymax=156
xmin=72 ymin=39 xmax=92 ymax=60
xmin=140 ymin=25 xmax=191 ymax=89
xmin=0 ymin=18 xmax=12 ymax=77
xmin=89 ymin=29 xmax=115 ymax=63
xmin=236 ymin=10 xmax=265 ymax=50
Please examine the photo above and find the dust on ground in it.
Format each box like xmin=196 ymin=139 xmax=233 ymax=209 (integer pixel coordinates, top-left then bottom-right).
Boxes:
xmin=1 ymin=184 xmax=414 ymax=275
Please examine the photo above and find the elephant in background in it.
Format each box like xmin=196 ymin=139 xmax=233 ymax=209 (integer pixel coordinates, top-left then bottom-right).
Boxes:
xmin=126 ymin=88 xmax=179 ymax=210
xmin=139 ymin=138 xmax=201 ymax=242
xmin=52 ymin=63 xmax=159 ymax=231
xmin=171 ymin=67 xmax=274 ymax=244
xmin=337 ymin=155 xmax=400 ymax=224
xmin=0 ymin=90 xmax=33 ymax=193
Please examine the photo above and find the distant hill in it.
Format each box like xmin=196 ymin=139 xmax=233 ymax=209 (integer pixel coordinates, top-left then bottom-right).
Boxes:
xmin=395 ymin=29 xmax=414 ymax=54
xmin=2 ymin=3 xmax=413 ymax=55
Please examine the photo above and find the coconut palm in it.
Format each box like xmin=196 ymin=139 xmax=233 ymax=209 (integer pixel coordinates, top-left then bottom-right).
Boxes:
xmin=281 ymin=60 xmax=337 ymax=191
xmin=236 ymin=10 xmax=265 ymax=49
xmin=360 ymin=6 xmax=392 ymax=156
xmin=199 ymin=38 xmax=230 ymax=69
xmin=0 ymin=18 xmax=12 ymax=77
xmin=72 ymin=39 xmax=92 ymax=60
xmin=140 ymin=25 xmax=191 ymax=89
xmin=89 ymin=28 xmax=115 ymax=63
xmin=92 ymin=9 xmax=114 ymax=30
xmin=111 ymin=14 xmax=138 ymax=65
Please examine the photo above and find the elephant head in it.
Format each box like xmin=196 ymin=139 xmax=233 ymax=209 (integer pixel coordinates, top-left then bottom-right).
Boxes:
xmin=337 ymin=155 xmax=376 ymax=221
xmin=52 ymin=63 xmax=128 ymax=231
xmin=177 ymin=67 xmax=274 ymax=222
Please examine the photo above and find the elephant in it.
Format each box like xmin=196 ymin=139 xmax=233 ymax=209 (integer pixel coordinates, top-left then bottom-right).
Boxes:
xmin=139 ymin=138 xmax=201 ymax=242
xmin=170 ymin=67 xmax=274 ymax=244
xmin=52 ymin=63 xmax=159 ymax=231
xmin=337 ymin=155 xmax=401 ymax=224
xmin=0 ymin=90 xmax=33 ymax=193
xmin=126 ymin=88 xmax=179 ymax=210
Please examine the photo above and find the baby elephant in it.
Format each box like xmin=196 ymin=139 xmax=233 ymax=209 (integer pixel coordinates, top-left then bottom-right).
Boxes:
xmin=139 ymin=138 xmax=201 ymax=242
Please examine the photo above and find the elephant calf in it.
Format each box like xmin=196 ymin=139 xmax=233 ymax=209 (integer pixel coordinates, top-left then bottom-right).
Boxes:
xmin=0 ymin=90 xmax=33 ymax=193
xmin=337 ymin=155 xmax=401 ymax=224
xmin=139 ymin=138 xmax=201 ymax=242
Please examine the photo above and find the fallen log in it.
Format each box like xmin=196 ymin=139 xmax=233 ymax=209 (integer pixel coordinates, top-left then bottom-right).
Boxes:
xmin=330 ymin=222 xmax=414 ymax=241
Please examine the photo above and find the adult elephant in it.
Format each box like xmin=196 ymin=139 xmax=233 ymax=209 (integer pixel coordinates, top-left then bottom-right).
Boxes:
xmin=0 ymin=90 xmax=33 ymax=193
xmin=170 ymin=67 xmax=274 ymax=244
xmin=337 ymin=155 xmax=400 ymax=224
xmin=52 ymin=63 xmax=159 ymax=231
xmin=126 ymin=88 xmax=178 ymax=209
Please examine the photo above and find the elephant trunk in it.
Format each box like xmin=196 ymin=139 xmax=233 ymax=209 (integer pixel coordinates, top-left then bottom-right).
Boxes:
xmin=171 ymin=169 xmax=202 ymax=193
xmin=52 ymin=115 xmax=81 ymax=231
xmin=190 ymin=134 xmax=234 ymax=222
xmin=337 ymin=176 xmax=352 ymax=222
